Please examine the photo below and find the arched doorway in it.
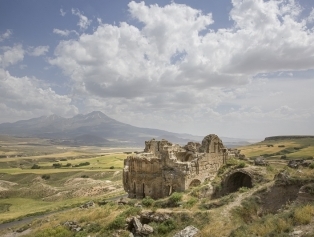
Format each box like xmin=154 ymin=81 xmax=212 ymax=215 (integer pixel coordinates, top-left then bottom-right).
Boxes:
xmin=189 ymin=179 xmax=201 ymax=188
xmin=133 ymin=182 xmax=136 ymax=198
xmin=225 ymin=172 xmax=252 ymax=194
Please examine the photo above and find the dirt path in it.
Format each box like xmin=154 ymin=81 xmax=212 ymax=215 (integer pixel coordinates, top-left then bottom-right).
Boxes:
xmin=221 ymin=181 xmax=274 ymax=219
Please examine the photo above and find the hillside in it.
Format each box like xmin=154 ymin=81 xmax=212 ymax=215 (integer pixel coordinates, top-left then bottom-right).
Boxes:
xmin=0 ymin=136 xmax=314 ymax=236
xmin=0 ymin=111 xmax=249 ymax=147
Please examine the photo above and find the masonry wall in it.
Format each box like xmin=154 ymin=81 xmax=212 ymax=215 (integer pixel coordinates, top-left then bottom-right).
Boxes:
xmin=123 ymin=134 xmax=227 ymax=199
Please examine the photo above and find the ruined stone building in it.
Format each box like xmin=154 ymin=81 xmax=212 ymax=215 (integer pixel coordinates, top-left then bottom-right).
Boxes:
xmin=123 ymin=134 xmax=228 ymax=199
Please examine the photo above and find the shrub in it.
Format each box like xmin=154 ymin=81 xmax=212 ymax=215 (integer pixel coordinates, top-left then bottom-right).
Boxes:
xmin=41 ymin=174 xmax=50 ymax=180
xmin=169 ymin=192 xmax=183 ymax=206
xmin=74 ymin=162 xmax=90 ymax=167
xmin=109 ymin=166 xmax=114 ymax=169
xmin=85 ymin=222 xmax=101 ymax=233
xmin=232 ymin=196 xmax=260 ymax=224
xmin=81 ymin=175 xmax=89 ymax=178
xmin=106 ymin=215 xmax=125 ymax=230
xmin=156 ymin=218 xmax=176 ymax=234
xmin=65 ymin=163 xmax=72 ymax=167
xmin=309 ymin=163 xmax=314 ymax=169
xmin=278 ymin=145 xmax=285 ymax=147
xmin=31 ymin=164 xmax=40 ymax=169
xmin=281 ymin=155 xmax=287 ymax=159
xmin=122 ymin=207 xmax=141 ymax=216
xmin=60 ymin=158 xmax=67 ymax=161
xmin=237 ymin=162 xmax=246 ymax=168
xmin=184 ymin=197 xmax=198 ymax=208
xmin=293 ymin=205 xmax=314 ymax=225
xmin=142 ymin=196 xmax=154 ymax=207
xmin=52 ymin=163 xmax=62 ymax=168
xmin=239 ymin=187 xmax=250 ymax=193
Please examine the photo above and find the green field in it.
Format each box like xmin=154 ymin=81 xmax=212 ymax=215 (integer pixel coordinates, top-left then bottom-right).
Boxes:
xmin=0 ymin=136 xmax=137 ymax=223
xmin=238 ymin=137 xmax=314 ymax=160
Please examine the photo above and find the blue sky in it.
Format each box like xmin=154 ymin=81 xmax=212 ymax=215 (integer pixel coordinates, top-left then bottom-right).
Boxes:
xmin=1 ymin=0 xmax=314 ymax=139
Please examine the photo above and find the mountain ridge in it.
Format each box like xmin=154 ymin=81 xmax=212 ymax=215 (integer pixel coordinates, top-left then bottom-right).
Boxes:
xmin=0 ymin=111 xmax=250 ymax=147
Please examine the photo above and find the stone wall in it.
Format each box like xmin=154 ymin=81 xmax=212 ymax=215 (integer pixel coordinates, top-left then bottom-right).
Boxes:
xmin=123 ymin=134 xmax=227 ymax=199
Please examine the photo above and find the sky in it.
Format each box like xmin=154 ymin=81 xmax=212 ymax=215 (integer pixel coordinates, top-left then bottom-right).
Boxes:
xmin=1 ymin=0 xmax=314 ymax=139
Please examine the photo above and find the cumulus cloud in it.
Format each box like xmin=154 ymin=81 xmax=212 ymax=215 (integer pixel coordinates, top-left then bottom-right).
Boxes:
xmin=0 ymin=30 xmax=12 ymax=42
xmin=71 ymin=8 xmax=92 ymax=30
xmin=0 ymin=44 xmax=24 ymax=68
xmin=60 ymin=8 xmax=66 ymax=17
xmin=53 ymin=28 xmax=78 ymax=37
xmin=0 ymin=69 xmax=78 ymax=123
xmin=28 ymin=45 xmax=49 ymax=56
xmin=46 ymin=1 xmax=314 ymax=137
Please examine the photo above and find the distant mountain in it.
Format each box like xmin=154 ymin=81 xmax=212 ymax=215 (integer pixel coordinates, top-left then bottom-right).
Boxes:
xmin=0 ymin=111 xmax=250 ymax=147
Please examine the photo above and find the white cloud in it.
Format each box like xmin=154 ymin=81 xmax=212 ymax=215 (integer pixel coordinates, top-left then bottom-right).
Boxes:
xmin=28 ymin=45 xmax=49 ymax=56
xmin=60 ymin=8 xmax=66 ymax=17
xmin=53 ymin=28 xmax=78 ymax=37
xmin=47 ymin=1 xmax=314 ymax=137
xmin=0 ymin=69 xmax=78 ymax=123
xmin=0 ymin=44 xmax=24 ymax=68
xmin=0 ymin=30 xmax=12 ymax=42
xmin=71 ymin=8 xmax=92 ymax=30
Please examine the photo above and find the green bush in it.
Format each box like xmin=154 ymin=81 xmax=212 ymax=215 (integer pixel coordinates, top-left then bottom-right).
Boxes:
xmin=52 ymin=163 xmax=62 ymax=168
xmin=41 ymin=174 xmax=50 ymax=180
xmin=74 ymin=162 xmax=90 ymax=167
xmin=31 ymin=164 xmax=40 ymax=169
xmin=156 ymin=218 xmax=176 ymax=234
xmin=65 ymin=163 xmax=72 ymax=167
xmin=309 ymin=163 xmax=314 ymax=169
xmin=237 ymin=162 xmax=246 ymax=168
xmin=85 ymin=222 xmax=101 ymax=233
xmin=184 ymin=197 xmax=198 ymax=208
xmin=169 ymin=192 xmax=183 ymax=206
xmin=142 ymin=196 xmax=154 ymax=207
xmin=81 ymin=175 xmax=89 ymax=178
xmin=109 ymin=166 xmax=114 ymax=169
xmin=106 ymin=215 xmax=125 ymax=230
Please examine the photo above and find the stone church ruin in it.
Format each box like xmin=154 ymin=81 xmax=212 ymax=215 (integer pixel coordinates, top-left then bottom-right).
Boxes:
xmin=123 ymin=134 xmax=228 ymax=199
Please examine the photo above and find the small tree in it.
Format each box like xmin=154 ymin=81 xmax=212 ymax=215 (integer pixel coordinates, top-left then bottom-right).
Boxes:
xmin=41 ymin=174 xmax=50 ymax=180
xmin=31 ymin=164 xmax=40 ymax=169
xmin=52 ymin=163 xmax=62 ymax=168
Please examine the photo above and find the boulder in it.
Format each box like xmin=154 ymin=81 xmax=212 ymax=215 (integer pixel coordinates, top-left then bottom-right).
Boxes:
xmin=132 ymin=217 xmax=143 ymax=234
xmin=140 ymin=224 xmax=154 ymax=235
xmin=288 ymin=160 xmax=299 ymax=169
xmin=254 ymin=157 xmax=268 ymax=166
xmin=173 ymin=225 xmax=199 ymax=237
xmin=80 ymin=200 xmax=94 ymax=209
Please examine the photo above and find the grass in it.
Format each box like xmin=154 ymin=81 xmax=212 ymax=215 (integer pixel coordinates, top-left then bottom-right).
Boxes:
xmin=238 ymin=138 xmax=314 ymax=160
xmin=1 ymin=135 xmax=314 ymax=236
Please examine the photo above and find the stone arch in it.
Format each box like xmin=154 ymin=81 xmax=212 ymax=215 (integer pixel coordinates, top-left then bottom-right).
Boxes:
xmin=189 ymin=179 xmax=202 ymax=188
xmin=224 ymin=170 xmax=253 ymax=194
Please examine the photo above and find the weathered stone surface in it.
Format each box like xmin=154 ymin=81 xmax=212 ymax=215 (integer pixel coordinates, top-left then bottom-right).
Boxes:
xmin=141 ymin=224 xmax=154 ymax=235
xmin=254 ymin=157 xmax=268 ymax=166
xmin=133 ymin=217 xmax=143 ymax=233
xmin=173 ymin=225 xmax=199 ymax=237
xmin=80 ymin=200 xmax=94 ymax=209
xmin=123 ymin=134 xmax=228 ymax=199
xmin=63 ymin=221 xmax=82 ymax=232
xmin=140 ymin=212 xmax=170 ymax=223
